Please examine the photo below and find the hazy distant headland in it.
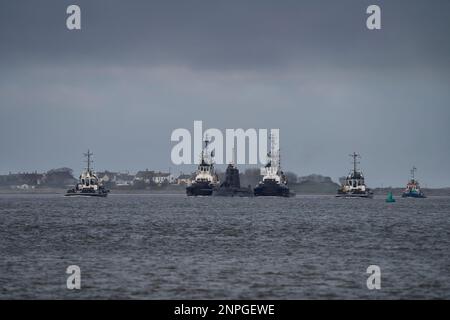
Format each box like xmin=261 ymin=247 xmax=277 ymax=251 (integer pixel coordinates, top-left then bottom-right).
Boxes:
xmin=1 ymin=168 xmax=449 ymax=196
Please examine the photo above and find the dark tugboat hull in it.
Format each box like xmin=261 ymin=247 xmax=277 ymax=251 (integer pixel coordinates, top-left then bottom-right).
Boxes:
xmin=186 ymin=183 xmax=214 ymax=196
xmin=402 ymin=192 xmax=426 ymax=198
xmin=254 ymin=184 xmax=293 ymax=197
xmin=65 ymin=191 xmax=108 ymax=197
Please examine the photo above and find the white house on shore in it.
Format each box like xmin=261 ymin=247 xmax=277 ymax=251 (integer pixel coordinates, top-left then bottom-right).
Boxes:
xmin=152 ymin=172 xmax=175 ymax=185
xmin=175 ymin=173 xmax=192 ymax=185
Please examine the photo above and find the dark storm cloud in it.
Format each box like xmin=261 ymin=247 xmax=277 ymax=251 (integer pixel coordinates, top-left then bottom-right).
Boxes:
xmin=1 ymin=0 xmax=450 ymax=186
xmin=1 ymin=0 xmax=449 ymax=70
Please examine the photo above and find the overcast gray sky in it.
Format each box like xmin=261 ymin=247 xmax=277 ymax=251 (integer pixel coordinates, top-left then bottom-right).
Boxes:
xmin=1 ymin=0 xmax=449 ymax=187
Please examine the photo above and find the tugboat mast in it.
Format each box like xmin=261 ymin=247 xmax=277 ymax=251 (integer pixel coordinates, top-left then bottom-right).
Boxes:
xmin=269 ymin=132 xmax=280 ymax=168
xmin=277 ymin=138 xmax=281 ymax=169
xmin=411 ymin=166 xmax=417 ymax=181
xmin=84 ymin=150 xmax=93 ymax=172
xmin=231 ymin=146 xmax=236 ymax=165
xmin=199 ymin=137 xmax=208 ymax=164
xmin=203 ymin=136 xmax=211 ymax=163
xmin=350 ymin=152 xmax=360 ymax=174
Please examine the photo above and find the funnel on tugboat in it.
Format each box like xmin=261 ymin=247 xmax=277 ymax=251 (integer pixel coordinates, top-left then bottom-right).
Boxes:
xmin=336 ymin=153 xmax=373 ymax=198
xmin=65 ymin=150 xmax=110 ymax=197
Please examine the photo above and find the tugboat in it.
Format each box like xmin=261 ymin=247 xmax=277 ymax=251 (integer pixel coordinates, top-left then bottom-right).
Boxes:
xmin=186 ymin=138 xmax=219 ymax=196
xmin=254 ymin=134 xmax=294 ymax=197
xmin=402 ymin=167 xmax=426 ymax=198
xmin=213 ymin=152 xmax=253 ymax=197
xmin=336 ymin=153 xmax=373 ymax=198
xmin=65 ymin=150 xmax=110 ymax=197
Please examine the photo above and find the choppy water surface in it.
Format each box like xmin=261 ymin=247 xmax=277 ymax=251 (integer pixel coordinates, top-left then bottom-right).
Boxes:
xmin=0 ymin=194 xmax=449 ymax=299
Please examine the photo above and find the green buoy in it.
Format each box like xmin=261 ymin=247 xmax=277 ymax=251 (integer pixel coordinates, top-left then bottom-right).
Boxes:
xmin=386 ymin=192 xmax=396 ymax=203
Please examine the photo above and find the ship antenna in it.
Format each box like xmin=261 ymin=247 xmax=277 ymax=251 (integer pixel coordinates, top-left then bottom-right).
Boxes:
xmin=231 ymin=146 xmax=235 ymax=165
xmin=350 ymin=152 xmax=360 ymax=174
xmin=278 ymin=146 xmax=281 ymax=169
xmin=411 ymin=166 xmax=417 ymax=180
xmin=201 ymin=134 xmax=210 ymax=164
xmin=270 ymin=131 xmax=278 ymax=166
xmin=84 ymin=150 xmax=93 ymax=172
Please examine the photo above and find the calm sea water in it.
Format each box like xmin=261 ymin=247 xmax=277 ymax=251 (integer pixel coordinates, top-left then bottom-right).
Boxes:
xmin=0 ymin=193 xmax=449 ymax=299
